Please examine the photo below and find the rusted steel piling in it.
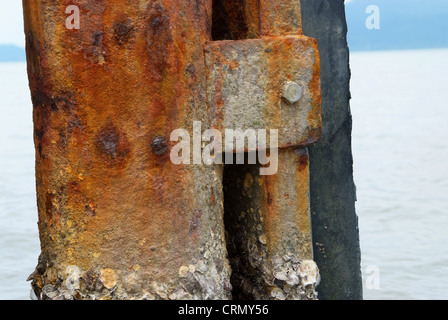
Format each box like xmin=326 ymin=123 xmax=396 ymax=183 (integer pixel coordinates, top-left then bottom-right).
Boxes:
xmin=24 ymin=0 xmax=321 ymax=300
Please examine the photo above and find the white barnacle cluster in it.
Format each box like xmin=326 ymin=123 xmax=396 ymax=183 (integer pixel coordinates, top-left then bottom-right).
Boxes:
xmin=36 ymin=265 xmax=84 ymax=300
xmin=298 ymin=260 xmax=321 ymax=288
xmin=269 ymin=255 xmax=320 ymax=300
xmin=33 ymin=260 xmax=231 ymax=300
xmin=34 ymin=264 xmax=145 ymax=300
xmin=174 ymin=258 xmax=231 ymax=300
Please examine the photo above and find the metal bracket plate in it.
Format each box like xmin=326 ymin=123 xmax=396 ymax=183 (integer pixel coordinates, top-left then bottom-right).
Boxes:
xmin=205 ymin=36 xmax=322 ymax=151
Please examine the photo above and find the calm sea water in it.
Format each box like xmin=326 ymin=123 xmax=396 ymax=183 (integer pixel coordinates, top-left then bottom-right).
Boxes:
xmin=351 ymin=48 xmax=448 ymax=300
xmin=0 ymin=62 xmax=39 ymax=300
xmin=0 ymin=48 xmax=447 ymax=300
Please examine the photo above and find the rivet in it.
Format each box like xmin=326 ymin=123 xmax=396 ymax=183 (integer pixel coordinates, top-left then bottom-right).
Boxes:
xmin=152 ymin=136 xmax=168 ymax=155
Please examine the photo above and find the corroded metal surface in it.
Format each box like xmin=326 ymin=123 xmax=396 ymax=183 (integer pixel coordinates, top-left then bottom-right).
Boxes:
xmin=224 ymin=148 xmax=318 ymax=299
xmin=205 ymin=36 xmax=321 ymax=150
xmin=24 ymin=0 xmax=231 ymax=300
xmin=24 ymin=0 xmax=321 ymax=300
xmin=206 ymin=1 xmax=321 ymax=299
xmin=259 ymin=0 xmax=302 ymax=36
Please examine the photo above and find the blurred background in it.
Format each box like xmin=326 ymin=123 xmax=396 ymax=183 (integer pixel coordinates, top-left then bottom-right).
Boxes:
xmin=0 ymin=0 xmax=447 ymax=299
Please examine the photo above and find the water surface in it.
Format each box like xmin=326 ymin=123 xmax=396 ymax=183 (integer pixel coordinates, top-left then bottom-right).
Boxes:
xmin=351 ymin=48 xmax=448 ymax=300
xmin=0 ymin=62 xmax=39 ymax=300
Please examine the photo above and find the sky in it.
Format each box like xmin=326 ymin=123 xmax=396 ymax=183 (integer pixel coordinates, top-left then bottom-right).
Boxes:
xmin=345 ymin=0 xmax=448 ymax=51
xmin=0 ymin=2 xmax=25 ymax=47
xmin=1 ymin=1 xmax=447 ymax=51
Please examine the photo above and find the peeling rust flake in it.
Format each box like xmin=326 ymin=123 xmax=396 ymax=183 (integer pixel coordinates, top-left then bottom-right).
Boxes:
xmin=146 ymin=1 xmax=173 ymax=82
xmin=113 ymin=19 xmax=134 ymax=46
xmin=95 ymin=123 xmax=130 ymax=165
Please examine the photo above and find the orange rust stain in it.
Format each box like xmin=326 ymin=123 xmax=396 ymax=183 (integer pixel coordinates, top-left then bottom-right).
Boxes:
xmin=308 ymin=39 xmax=323 ymax=139
xmin=298 ymin=150 xmax=309 ymax=172
xmin=294 ymin=151 xmax=312 ymax=252
xmin=258 ymin=149 xmax=313 ymax=257
xmin=211 ymin=186 xmax=216 ymax=205
xmin=263 ymin=39 xmax=282 ymax=128
xmin=260 ymin=162 xmax=279 ymax=252
xmin=259 ymin=0 xmax=302 ymax=36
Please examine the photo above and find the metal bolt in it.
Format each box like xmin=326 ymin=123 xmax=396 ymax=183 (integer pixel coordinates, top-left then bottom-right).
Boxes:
xmin=282 ymin=81 xmax=303 ymax=104
xmin=152 ymin=136 xmax=169 ymax=155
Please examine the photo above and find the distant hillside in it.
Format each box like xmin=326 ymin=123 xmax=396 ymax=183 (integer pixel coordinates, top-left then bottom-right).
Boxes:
xmin=346 ymin=0 xmax=448 ymax=51
xmin=0 ymin=45 xmax=26 ymax=62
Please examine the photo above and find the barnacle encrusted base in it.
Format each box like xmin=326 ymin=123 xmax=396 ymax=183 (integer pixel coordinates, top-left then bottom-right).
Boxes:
xmin=29 ymin=260 xmax=233 ymax=300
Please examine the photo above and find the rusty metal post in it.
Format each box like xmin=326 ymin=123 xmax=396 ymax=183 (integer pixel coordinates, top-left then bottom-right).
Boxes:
xmin=24 ymin=0 xmax=232 ymax=300
xmin=209 ymin=0 xmax=321 ymax=300
xmin=24 ymin=0 xmax=321 ymax=300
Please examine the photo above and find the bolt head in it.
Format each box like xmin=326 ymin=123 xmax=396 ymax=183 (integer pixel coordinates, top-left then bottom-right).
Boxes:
xmin=152 ymin=136 xmax=168 ymax=155
xmin=282 ymin=81 xmax=303 ymax=104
